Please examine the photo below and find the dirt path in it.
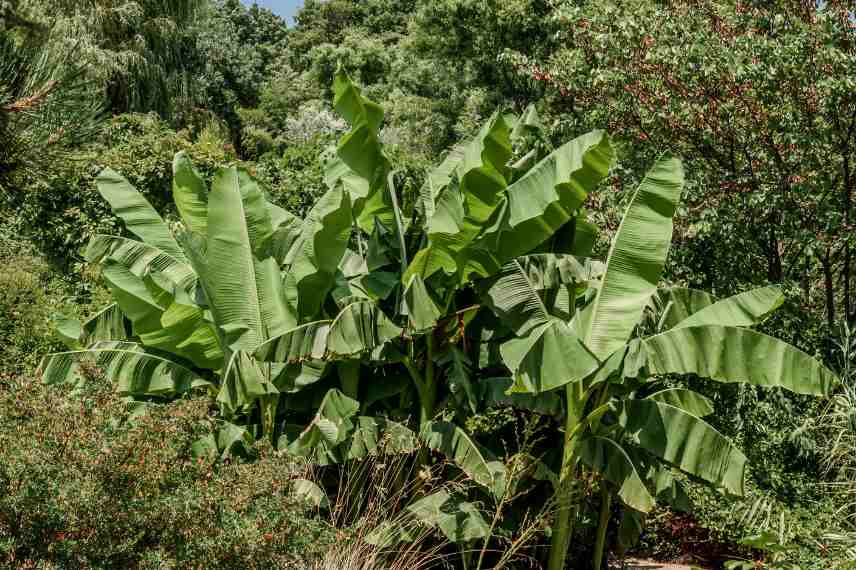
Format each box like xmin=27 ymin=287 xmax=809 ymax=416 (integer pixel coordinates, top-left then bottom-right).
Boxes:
xmin=613 ymin=560 xmax=703 ymax=570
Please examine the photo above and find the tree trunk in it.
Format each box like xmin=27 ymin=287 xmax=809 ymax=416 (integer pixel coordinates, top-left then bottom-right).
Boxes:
xmin=845 ymin=154 xmax=853 ymax=322
xmin=823 ymin=247 xmax=836 ymax=329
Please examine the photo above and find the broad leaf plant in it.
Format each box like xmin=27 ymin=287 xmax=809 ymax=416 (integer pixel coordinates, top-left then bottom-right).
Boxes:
xmin=41 ymin=70 xmax=837 ymax=567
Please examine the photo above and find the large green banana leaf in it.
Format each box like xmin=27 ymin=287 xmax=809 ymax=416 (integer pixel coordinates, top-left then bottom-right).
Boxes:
xmin=291 ymin=479 xmax=329 ymax=509
xmin=139 ymin=302 xmax=223 ymax=369
xmin=486 ymin=255 xmax=600 ymax=334
xmin=101 ymin=264 xmax=167 ymax=333
xmin=455 ymin=112 xmax=511 ymax=235
xmin=96 ymin=168 xmax=187 ymax=262
xmin=272 ymin=360 xmax=327 ymax=393
xmin=646 ymin=388 xmax=714 ymax=417
xmin=405 ymin=113 xmax=511 ymax=282
xmin=416 ymin=145 xmax=466 ymax=224
xmin=488 ymin=259 xmax=600 ymax=392
xmin=204 ymin=167 xmax=266 ymax=352
xmin=643 ymin=325 xmax=837 ymax=396
xmin=479 ymin=377 xmax=564 ymax=418
xmin=287 ymin=388 xmax=360 ymax=465
xmin=86 ymin=235 xmax=197 ymax=303
xmin=407 ymin=490 xmax=490 ymax=543
xmin=327 ymin=300 xmax=402 ymax=356
xmin=585 ymin=156 xmax=685 ymax=359
xmin=345 ymin=416 xmax=418 ymax=459
xmin=102 ymin=265 xmax=217 ymax=370
xmin=650 ymin=287 xmax=716 ymax=331
xmin=254 ymin=321 xmax=331 ymax=363
xmin=479 ymin=130 xmax=614 ymax=269
xmin=403 ymin=274 xmax=442 ymax=332
xmin=487 ymin=259 xmax=557 ymax=337
xmin=202 ymin=166 xmax=296 ymax=352
xmin=217 ymin=351 xmax=278 ymax=420
xmin=421 ymin=421 xmax=506 ymax=497
xmin=615 ymin=399 xmax=747 ymax=495
xmin=287 ymin=185 xmax=352 ymax=319
xmin=40 ymin=341 xmax=210 ymax=396
xmin=651 ymin=467 xmax=692 ymax=513
xmin=54 ymin=304 xmax=128 ymax=350
xmin=330 ymin=69 xmax=391 ymax=233
xmin=231 ymin=168 xmax=281 ymax=256
xmin=578 ymin=436 xmax=655 ymax=513
xmin=671 ymin=286 xmax=783 ymax=329
xmin=401 ymin=244 xmax=457 ymax=283
xmin=172 ymin=151 xmax=208 ymax=235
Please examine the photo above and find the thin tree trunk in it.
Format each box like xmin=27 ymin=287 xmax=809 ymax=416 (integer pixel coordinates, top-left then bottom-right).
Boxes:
xmin=845 ymin=154 xmax=853 ymax=322
xmin=824 ymin=247 xmax=836 ymax=328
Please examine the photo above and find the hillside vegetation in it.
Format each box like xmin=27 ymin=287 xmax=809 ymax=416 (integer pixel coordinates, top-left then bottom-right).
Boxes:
xmin=1 ymin=1 xmax=855 ymax=568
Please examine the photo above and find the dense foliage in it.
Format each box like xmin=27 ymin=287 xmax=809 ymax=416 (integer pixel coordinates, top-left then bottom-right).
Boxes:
xmin=2 ymin=0 xmax=856 ymax=568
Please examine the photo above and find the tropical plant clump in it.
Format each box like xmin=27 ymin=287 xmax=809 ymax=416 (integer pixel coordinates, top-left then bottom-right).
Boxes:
xmin=39 ymin=71 xmax=838 ymax=567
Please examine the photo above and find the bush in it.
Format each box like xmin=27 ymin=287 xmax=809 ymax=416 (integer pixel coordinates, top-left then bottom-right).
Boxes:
xmin=0 ymin=375 xmax=334 ymax=569
xmin=0 ymin=235 xmax=69 ymax=375
xmin=6 ymin=113 xmax=237 ymax=269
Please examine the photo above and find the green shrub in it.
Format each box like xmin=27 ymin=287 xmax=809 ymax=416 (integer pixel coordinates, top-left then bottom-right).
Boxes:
xmin=252 ymin=136 xmax=332 ymax=217
xmin=7 ymin=113 xmax=236 ymax=268
xmin=0 ymin=236 xmax=67 ymax=375
xmin=0 ymin=375 xmax=333 ymax=569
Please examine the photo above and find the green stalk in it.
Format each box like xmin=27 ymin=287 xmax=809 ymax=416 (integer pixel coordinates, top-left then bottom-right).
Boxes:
xmin=547 ymin=438 xmax=579 ymax=570
xmin=404 ymin=334 xmax=437 ymax=477
xmin=420 ymin=333 xmax=437 ymax=425
xmin=547 ymin=382 xmax=591 ymax=570
xmin=592 ymin=486 xmax=612 ymax=569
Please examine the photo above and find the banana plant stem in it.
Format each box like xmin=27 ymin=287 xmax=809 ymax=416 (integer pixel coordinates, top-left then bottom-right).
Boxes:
xmin=592 ymin=486 xmax=612 ymax=569
xmin=547 ymin=382 xmax=591 ymax=570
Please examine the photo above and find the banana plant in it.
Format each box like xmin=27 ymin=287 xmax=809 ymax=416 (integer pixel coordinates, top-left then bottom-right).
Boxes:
xmin=248 ymin=68 xmax=617 ymax=532
xmin=39 ymin=146 xmax=353 ymax=444
xmin=486 ymin=155 xmax=838 ymax=569
xmin=41 ymin=69 xmax=618 ymax=540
